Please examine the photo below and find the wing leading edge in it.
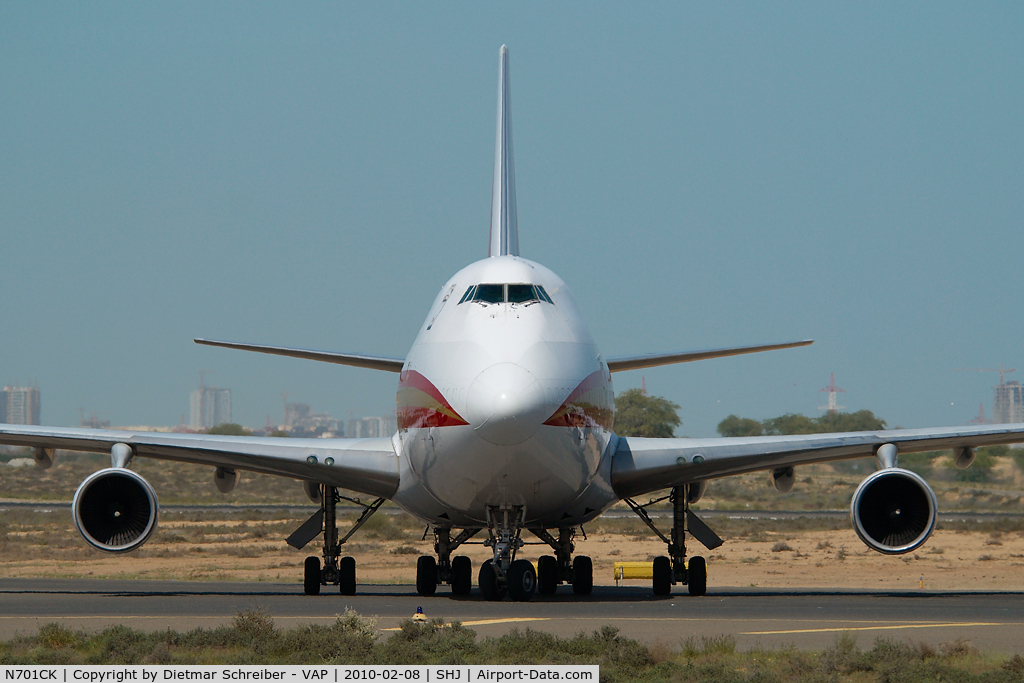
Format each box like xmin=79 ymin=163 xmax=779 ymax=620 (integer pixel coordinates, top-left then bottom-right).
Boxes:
xmin=0 ymin=424 xmax=400 ymax=499
xmin=607 ymin=339 xmax=813 ymax=373
xmin=194 ymin=338 xmax=405 ymax=373
xmin=611 ymin=423 xmax=1024 ymax=499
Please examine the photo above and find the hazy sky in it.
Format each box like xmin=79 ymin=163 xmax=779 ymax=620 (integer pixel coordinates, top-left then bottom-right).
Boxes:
xmin=2 ymin=3 xmax=1022 ymax=437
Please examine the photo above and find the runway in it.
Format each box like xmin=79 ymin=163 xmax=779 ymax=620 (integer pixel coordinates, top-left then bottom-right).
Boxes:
xmin=2 ymin=579 xmax=1023 ymax=653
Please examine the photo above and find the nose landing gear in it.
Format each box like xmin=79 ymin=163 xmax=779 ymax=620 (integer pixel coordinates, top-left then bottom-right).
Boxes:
xmin=479 ymin=505 xmax=530 ymax=600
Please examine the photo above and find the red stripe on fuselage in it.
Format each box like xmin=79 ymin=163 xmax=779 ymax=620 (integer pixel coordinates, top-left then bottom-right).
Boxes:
xmin=543 ymin=370 xmax=614 ymax=431
xmin=397 ymin=370 xmax=470 ymax=429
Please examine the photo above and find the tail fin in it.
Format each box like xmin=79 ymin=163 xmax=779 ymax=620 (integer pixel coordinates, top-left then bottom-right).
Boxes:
xmin=489 ymin=45 xmax=519 ymax=257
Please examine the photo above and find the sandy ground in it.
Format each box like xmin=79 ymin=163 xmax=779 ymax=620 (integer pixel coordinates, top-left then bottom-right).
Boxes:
xmin=2 ymin=519 xmax=1023 ymax=591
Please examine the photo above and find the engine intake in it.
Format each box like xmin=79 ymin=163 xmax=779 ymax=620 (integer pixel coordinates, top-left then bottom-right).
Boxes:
xmin=72 ymin=468 xmax=159 ymax=553
xmin=851 ymin=468 xmax=936 ymax=554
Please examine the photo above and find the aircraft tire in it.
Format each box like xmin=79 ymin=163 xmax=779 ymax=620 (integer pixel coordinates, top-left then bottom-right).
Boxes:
xmin=537 ymin=555 xmax=558 ymax=595
xmin=478 ymin=560 xmax=504 ymax=601
xmin=572 ymin=555 xmax=593 ymax=596
xmin=507 ymin=559 xmax=537 ymax=602
xmin=451 ymin=556 xmax=472 ymax=596
xmin=416 ymin=556 xmax=438 ymax=596
xmin=303 ymin=556 xmax=321 ymax=596
xmin=652 ymin=556 xmax=671 ymax=596
xmin=687 ymin=556 xmax=707 ymax=596
xmin=339 ymin=556 xmax=356 ymax=595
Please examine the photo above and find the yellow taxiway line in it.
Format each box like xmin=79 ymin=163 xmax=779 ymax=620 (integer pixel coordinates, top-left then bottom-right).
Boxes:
xmin=742 ymin=622 xmax=1005 ymax=635
xmin=382 ymin=617 xmax=549 ymax=631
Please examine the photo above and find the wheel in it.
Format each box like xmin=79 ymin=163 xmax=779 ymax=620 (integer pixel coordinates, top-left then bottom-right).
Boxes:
xmin=451 ymin=556 xmax=472 ymax=596
xmin=537 ymin=555 xmax=558 ymax=595
xmin=416 ymin=556 xmax=438 ymax=596
xmin=338 ymin=556 xmax=356 ymax=595
xmin=478 ymin=559 xmax=504 ymax=601
xmin=652 ymin=555 xmax=671 ymax=596
xmin=687 ymin=556 xmax=707 ymax=596
xmin=572 ymin=555 xmax=593 ymax=596
xmin=303 ymin=556 xmax=321 ymax=596
xmin=507 ymin=559 xmax=537 ymax=602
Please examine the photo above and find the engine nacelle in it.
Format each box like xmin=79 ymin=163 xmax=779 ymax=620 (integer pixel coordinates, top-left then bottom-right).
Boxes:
xmin=954 ymin=447 xmax=976 ymax=470
xmin=684 ymin=481 xmax=707 ymax=504
xmin=303 ymin=480 xmax=323 ymax=505
xmin=851 ymin=467 xmax=937 ymax=554
xmin=72 ymin=468 xmax=159 ymax=553
xmin=770 ymin=466 xmax=796 ymax=493
xmin=214 ymin=467 xmax=240 ymax=493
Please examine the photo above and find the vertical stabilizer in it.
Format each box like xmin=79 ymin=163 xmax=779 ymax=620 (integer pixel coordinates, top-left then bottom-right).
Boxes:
xmin=489 ymin=45 xmax=519 ymax=257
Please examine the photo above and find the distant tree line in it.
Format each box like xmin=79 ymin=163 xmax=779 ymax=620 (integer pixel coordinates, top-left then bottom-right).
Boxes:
xmin=613 ymin=389 xmax=681 ymax=437
xmin=717 ymin=410 xmax=887 ymax=437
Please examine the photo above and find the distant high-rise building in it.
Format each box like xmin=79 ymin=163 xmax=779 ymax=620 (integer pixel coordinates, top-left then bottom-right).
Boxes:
xmin=1 ymin=386 xmax=40 ymax=425
xmin=190 ymin=386 xmax=231 ymax=429
xmin=284 ymin=402 xmax=340 ymax=437
xmin=346 ymin=416 xmax=397 ymax=439
xmin=994 ymin=381 xmax=1024 ymax=424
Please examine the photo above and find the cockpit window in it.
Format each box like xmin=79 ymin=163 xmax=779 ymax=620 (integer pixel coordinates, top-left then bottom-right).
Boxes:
xmin=506 ymin=284 xmax=535 ymax=304
xmin=474 ymin=284 xmax=505 ymax=304
xmin=458 ymin=283 xmax=555 ymax=305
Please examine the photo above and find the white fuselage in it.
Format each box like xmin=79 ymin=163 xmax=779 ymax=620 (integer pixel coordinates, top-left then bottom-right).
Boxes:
xmin=390 ymin=256 xmax=621 ymax=529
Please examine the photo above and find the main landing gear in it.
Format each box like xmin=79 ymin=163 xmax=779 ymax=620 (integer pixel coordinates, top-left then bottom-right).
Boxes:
xmin=287 ymin=485 xmax=385 ymax=596
xmin=416 ymin=527 xmax=481 ymax=597
xmin=624 ymin=484 xmax=722 ymax=597
xmin=529 ymin=527 xmax=592 ymax=597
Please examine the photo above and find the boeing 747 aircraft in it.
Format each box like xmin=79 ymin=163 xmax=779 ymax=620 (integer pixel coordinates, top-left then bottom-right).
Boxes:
xmin=4 ymin=47 xmax=1024 ymax=601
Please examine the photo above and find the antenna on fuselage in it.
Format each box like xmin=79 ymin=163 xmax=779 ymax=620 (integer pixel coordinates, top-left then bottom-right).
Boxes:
xmin=488 ymin=45 xmax=519 ymax=258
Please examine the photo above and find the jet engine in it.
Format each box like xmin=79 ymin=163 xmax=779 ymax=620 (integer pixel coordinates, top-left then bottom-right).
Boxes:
xmin=72 ymin=468 xmax=159 ymax=553
xmin=851 ymin=467 xmax=937 ymax=554
xmin=685 ymin=481 xmax=707 ymax=504
xmin=770 ymin=466 xmax=796 ymax=493
xmin=214 ymin=467 xmax=240 ymax=493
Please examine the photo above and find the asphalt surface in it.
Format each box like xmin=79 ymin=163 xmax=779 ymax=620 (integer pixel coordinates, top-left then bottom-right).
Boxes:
xmin=2 ymin=579 xmax=1022 ymax=653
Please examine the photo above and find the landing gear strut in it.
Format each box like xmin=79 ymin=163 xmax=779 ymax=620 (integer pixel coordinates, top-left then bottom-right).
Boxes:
xmin=478 ymin=505 xmax=539 ymax=601
xmin=288 ymin=485 xmax=384 ymax=596
xmin=529 ymin=527 xmax=592 ymax=595
xmin=416 ymin=526 xmax=480 ymax=596
xmin=625 ymin=484 xmax=721 ymax=596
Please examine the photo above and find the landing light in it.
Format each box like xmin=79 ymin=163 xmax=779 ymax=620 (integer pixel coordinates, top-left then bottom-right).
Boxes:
xmin=307 ymin=455 xmax=318 ymax=464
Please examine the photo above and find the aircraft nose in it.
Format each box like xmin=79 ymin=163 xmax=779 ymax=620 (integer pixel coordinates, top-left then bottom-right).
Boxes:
xmin=466 ymin=363 xmax=547 ymax=446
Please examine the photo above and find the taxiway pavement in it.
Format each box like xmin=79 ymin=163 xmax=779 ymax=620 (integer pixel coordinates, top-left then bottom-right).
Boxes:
xmin=1 ymin=579 xmax=1022 ymax=653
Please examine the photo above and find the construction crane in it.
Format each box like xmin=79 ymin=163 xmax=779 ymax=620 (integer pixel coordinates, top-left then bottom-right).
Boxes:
xmin=954 ymin=365 xmax=1017 ymax=386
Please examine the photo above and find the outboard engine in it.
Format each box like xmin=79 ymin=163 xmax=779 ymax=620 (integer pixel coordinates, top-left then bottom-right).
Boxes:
xmin=72 ymin=468 xmax=159 ymax=553
xmin=851 ymin=468 xmax=937 ymax=554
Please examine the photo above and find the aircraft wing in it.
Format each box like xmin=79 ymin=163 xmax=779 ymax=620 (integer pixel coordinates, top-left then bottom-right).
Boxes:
xmin=0 ymin=424 xmax=400 ymax=499
xmin=606 ymin=339 xmax=813 ymax=372
xmin=194 ymin=338 xmax=405 ymax=373
xmin=611 ymin=423 xmax=1024 ymax=499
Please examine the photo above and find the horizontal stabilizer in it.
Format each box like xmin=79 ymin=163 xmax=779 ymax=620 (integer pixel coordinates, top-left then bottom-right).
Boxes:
xmin=195 ymin=339 xmax=405 ymax=373
xmin=607 ymin=339 xmax=813 ymax=372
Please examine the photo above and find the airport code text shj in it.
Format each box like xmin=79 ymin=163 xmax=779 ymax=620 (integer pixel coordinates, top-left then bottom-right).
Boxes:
xmin=1 ymin=667 xmax=597 ymax=682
